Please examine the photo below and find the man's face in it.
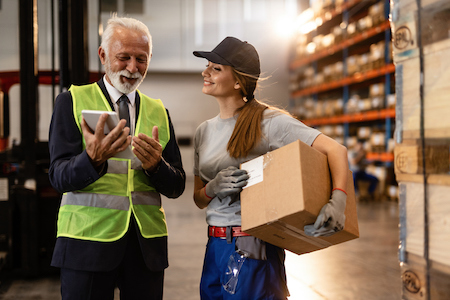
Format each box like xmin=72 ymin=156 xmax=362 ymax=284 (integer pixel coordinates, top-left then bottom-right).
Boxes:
xmin=99 ymin=27 xmax=151 ymax=94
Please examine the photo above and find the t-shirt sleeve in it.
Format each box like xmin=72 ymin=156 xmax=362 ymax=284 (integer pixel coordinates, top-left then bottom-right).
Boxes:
xmin=266 ymin=111 xmax=321 ymax=149
xmin=193 ymin=122 xmax=204 ymax=177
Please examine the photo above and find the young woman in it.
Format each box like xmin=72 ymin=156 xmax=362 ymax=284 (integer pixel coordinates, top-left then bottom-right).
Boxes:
xmin=192 ymin=36 xmax=349 ymax=300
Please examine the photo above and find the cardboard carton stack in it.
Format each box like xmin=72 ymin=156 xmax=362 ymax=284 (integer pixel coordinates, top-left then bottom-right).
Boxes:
xmin=391 ymin=0 xmax=450 ymax=298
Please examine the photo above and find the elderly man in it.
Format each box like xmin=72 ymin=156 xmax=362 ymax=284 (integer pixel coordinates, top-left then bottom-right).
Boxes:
xmin=48 ymin=16 xmax=185 ymax=299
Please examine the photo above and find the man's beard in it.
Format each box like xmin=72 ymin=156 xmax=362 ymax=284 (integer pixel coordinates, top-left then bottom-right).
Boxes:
xmin=105 ymin=60 xmax=145 ymax=94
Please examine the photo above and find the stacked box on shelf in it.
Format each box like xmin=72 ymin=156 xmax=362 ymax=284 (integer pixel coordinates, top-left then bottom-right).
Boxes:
xmin=370 ymin=41 xmax=387 ymax=69
xmin=387 ymin=94 xmax=396 ymax=109
xmin=370 ymin=132 xmax=386 ymax=152
xmin=346 ymin=86 xmax=390 ymax=114
xmin=295 ymin=34 xmax=308 ymax=58
xmin=304 ymin=98 xmax=316 ymax=119
xmin=333 ymin=24 xmax=345 ymax=43
xmin=346 ymin=40 xmax=387 ymax=76
xmin=346 ymin=94 xmax=359 ymax=114
xmin=370 ymin=83 xmax=385 ymax=110
xmin=334 ymin=98 xmax=344 ymax=115
xmin=346 ymin=56 xmax=359 ymax=76
xmin=290 ymin=0 xmax=397 ymax=203
xmin=347 ymin=21 xmax=357 ymax=38
xmin=311 ymin=0 xmax=345 ymax=19
xmin=391 ymin=0 xmax=450 ymax=298
xmin=293 ymin=2 xmax=389 ymax=62
xmin=369 ymin=1 xmax=386 ymax=26
xmin=322 ymin=0 xmax=336 ymax=13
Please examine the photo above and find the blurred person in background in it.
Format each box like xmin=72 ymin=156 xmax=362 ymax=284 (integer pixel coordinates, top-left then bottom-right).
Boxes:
xmin=192 ymin=36 xmax=349 ymax=300
xmin=348 ymin=139 xmax=379 ymax=201
xmin=48 ymin=15 xmax=185 ymax=299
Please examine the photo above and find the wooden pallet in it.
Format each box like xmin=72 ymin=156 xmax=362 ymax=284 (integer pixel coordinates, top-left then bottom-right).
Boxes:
xmin=394 ymin=141 xmax=449 ymax=175
xmin=400 ymin=252 xmax=450 ymax=300
xmin=395 ymin=39 xmax=450 ymax=140
xmin=399 ymin=182 xmax=450 ymax=266
xmin=391 ymin=0 xmax=450 ymax=139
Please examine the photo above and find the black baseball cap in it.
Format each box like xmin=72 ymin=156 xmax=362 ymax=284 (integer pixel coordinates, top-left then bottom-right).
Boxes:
xmin=193 ymin=36 xmax=261 ymax=78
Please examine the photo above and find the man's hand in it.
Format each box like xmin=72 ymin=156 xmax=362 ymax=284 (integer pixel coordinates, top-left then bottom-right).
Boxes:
xmin=81 ymin=113 xmax=132 ymax=168
xmin=132 ymin=126 xmax=162 ymax=173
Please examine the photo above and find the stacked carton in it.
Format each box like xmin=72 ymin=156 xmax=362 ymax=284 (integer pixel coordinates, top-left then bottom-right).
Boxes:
xmin=391 ymin=0 xmax=450 ymax=298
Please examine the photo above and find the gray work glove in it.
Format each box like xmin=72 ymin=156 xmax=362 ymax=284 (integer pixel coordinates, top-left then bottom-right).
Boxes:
xmin=304 ymin=189 xmax=346 ymax=237
xmin=205 ymin=166 xmax=249 ymax=200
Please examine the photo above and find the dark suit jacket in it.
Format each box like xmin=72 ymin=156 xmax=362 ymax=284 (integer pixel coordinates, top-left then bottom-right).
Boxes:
xmin=48 ymin=79 xmax=186 ymax=272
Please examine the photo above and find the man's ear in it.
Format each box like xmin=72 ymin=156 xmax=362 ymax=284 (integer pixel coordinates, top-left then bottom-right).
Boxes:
xmin=98 ymin=47 xmax=106 ymax=65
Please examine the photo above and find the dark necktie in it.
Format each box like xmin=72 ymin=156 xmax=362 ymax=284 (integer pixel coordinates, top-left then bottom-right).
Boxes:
xmin=118 ymin=94 xmax=130 ymax=130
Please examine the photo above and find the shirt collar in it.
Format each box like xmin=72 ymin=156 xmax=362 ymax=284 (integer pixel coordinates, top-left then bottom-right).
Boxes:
xmin=103 ymin=76 xmax=136 ymax=106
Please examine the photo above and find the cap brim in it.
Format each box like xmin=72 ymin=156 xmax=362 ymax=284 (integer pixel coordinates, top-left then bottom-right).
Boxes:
xmin=193 ymin=51 xmax=232 ymax=66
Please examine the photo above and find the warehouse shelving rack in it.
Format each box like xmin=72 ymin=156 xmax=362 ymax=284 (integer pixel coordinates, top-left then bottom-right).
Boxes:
xmin=289 ymin=0 xmax=395 ymax=165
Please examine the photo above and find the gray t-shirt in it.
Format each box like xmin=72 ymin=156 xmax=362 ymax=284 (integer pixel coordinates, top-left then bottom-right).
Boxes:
xmin=194 ymin=109 xmax=321 ymax=226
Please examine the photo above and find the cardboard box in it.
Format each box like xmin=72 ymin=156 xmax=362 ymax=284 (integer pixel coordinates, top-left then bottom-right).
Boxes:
xmin=240 ymin=140 xmax=359 ymax=255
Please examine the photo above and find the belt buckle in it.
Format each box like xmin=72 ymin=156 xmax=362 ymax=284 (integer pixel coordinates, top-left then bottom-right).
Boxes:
xmin=210 ymin=226 xmax=216 ymax=237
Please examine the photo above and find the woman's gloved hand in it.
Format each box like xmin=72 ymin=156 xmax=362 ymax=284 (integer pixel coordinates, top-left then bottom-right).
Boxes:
xmin=205 ymin=166 xmax=249 ymax=200
xmin=304 ymin=189 xmax=347 ymax=237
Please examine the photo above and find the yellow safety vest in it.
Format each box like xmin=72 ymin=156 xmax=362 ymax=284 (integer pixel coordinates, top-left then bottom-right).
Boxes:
xmin=56 ymin=83 xmax=170 ymax=242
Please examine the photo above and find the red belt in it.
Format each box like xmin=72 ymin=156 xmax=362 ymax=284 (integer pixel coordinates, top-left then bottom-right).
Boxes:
xmin=208 ymin=226 xmax=250 ymax=238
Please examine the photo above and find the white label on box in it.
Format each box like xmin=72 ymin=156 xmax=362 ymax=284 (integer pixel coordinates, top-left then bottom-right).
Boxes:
xmin=241 ymin=156 xmax=264 ymax=189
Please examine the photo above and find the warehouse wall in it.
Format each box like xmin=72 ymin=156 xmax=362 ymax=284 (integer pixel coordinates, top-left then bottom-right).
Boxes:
xmin=0 ymin=0 xmax=298 ymax=175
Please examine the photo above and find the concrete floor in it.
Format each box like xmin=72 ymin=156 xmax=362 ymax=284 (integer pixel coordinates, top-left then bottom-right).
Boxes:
xmin=0 ymin=176 xmax=401 ymax=299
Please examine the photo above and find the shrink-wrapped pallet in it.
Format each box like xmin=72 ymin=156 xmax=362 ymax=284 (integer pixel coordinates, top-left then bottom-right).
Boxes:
xmin=391 ymin=0 xmax=450 ymax=140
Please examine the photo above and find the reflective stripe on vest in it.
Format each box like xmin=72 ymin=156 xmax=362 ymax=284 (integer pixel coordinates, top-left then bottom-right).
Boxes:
xmin=56 ymin=83 xmax=170 ymax=242
xmin=61 ymin=190 xmax=162 ymax=210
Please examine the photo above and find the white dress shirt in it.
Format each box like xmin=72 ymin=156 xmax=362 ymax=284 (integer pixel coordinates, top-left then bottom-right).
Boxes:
xmin=103 ymin=76 xmax=136 ymax=136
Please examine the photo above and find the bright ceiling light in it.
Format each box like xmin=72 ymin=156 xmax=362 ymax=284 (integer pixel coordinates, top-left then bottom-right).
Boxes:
xmin=275 ymin=17 xmax=296 ymax=38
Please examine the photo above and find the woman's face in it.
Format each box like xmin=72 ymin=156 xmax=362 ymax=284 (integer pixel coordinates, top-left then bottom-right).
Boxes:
xmin=201 ymin=62 xmax=240 ymax=98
